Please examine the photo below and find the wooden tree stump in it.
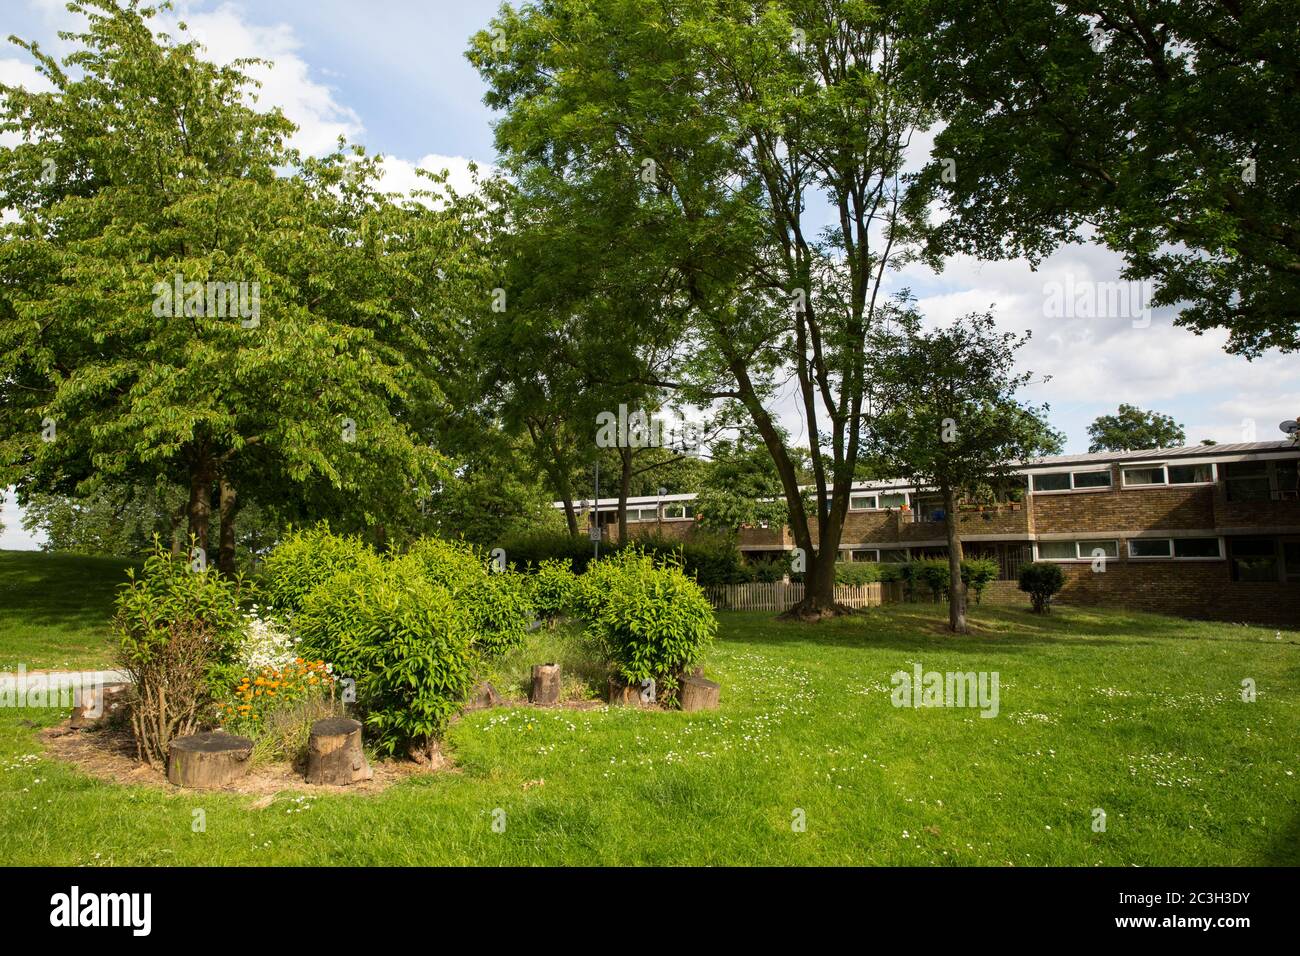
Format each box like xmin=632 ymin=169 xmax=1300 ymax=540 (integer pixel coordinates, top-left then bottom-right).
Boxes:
xmin=606 ymin=677 xmax=655 ymax=707
xmin=306 ymin=717 xmax=373 ymax=785
xmin=530 ymin=664 xmax=561 ymax=706
xmin=465 ymin=681 xmax=503 ymax=712
xmin=680 ymin=675 xmax=721 ymax=712
xmin=167 ymin=732 xmax=254 ymax=789
xmin=69 ymin=682 xmax=128 ymax=729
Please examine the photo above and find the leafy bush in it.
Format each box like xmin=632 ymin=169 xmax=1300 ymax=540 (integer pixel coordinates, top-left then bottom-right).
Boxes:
xmin=293 ymin=550 xmax=390 ymax=680
xmin=237 ymin=605 xmax=300 ymax=671
xmin=499 ymin=529 xmax=594 ymax=573
xmin=1019 ymin=562 xmax=1065 ymax=613
xmin=835 ymin=561 xmax=882 ymax=586
xmin=746 ymin=557 xmax=790 ymax=583
xmin=529 ymin=558 xmax=580 ymax=620
xmin=577 ymin=549 xmax=716 ymax=701
xmin=403 ymin=536 xmax=488 ymax=593
xmin=961 ymin=558 xmax=1000 ymax=604
xmin=354 ymin=574 xmax=476 ymax=757
xmin=915 ymin=559 xmax=953 ymax=601
xmin=112 ymin=544 xmax=247 ymax=765
xmin=462 ymin=569 xmax=535 ymax=657
xmin=262 ymin=524 xmax=374 ymax=612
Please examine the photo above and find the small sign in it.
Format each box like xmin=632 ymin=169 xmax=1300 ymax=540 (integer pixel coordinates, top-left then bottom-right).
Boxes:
xmin=588 ymin=526 xmax=602 ymax=542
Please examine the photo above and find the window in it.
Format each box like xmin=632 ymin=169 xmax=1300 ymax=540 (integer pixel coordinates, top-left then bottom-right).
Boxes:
xmin=1037 ymin=541 xmax=1077 ymax=560
xmin=1122 ymin=466 xmax=1166 ymax=486
xmin=1277 ymin=461 xmax=1299 ymax=499
xmin=1168 ymin=463 xmax=1214 ymax=484
xmin=1224 ymin=461 xmax=1271 ymax=502
xmin=1284 ymin=543 xmax=1300 ymax=582
xmin=1038 ymin=540 xmax=1119 ymax=561
xmin=1031 ymin=472 xmax=1070 ymax=492
xmin=1230 ymin=538 xmax=1279 ymax=582
xmin=849 ymin=494 xmax=877 ymax=511
xmin=879 ymin=549 xmax=908 ymax=563
xmin=879 ymin=492 xmax=908 ymax=509
xmin=1173 ymin=537 xmax=1221 ymax=558
xmin=850 ymin=549 xmax=880 ymax=562
xmin=1032 ymin=469 xmax=1111 ymax=492
xmin=628 ymin=507 xmax=659 ymax=522
xmin=1072 ymin=470 xmax=1113 ymax=488
xmin=662 ymin=503 xmax=694 ymax=520
xmin=1079 ymin=539 xmax=1120 ymax=559
xmin=1129 ymin=538 xmax=1173 ymax=558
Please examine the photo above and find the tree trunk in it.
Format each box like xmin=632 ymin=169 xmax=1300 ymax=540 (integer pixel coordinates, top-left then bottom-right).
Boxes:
xmin=305 ymin=718 xmax=372 ymax=785
xmin=217 ymin=478 xmax=240 ymax=576
xmin=680 ymin=675 xmax=721 ymax=712
xmin=529 ymin=663 xmax=561 ymax=705
xmin=616 ymin=445 xmax=633 ymax=545
xmin=186 ymin=454 xmax=214 ymax=564
xmin=942 ymin=483 xmax=968 ymax=634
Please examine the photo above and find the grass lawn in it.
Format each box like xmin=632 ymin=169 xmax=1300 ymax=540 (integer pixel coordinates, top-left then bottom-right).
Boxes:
xmin=1 ymin=550 xmax=1297 ymax=865
xmin=0 ymin=550 xmax=136 ymax=671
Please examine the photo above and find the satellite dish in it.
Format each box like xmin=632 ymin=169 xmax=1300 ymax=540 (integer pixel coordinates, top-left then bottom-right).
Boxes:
xmin=1280 ymin=420 xmax=1300 ymax=435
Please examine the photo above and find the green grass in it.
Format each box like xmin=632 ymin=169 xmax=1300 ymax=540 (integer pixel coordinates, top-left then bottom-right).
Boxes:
xmin=0 ymin=550 xmax=135 ymax=670
xmin=1 ymin=548 xmax=1296 ymax=865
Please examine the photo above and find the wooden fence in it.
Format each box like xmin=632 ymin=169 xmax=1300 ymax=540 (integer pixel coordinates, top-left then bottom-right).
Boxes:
xmin=705 ymin=580 xmax=901 ymax=612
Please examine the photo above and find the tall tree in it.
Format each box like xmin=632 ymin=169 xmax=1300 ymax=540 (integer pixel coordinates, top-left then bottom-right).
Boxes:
xmin=865 ymin=304 xmax=1062 ymax=632
xmin=0 ymin=0 xmax=456 ymax=573
xmin=1087 ymin=404 xmax=1186 ymax=453
xmin=471 ymin=0 xmax=934 ymax=617
xmin=905 ymin=0 xmax=1300 ymax=357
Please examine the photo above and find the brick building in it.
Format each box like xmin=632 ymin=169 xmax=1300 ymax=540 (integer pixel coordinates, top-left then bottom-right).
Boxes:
xmin=572 ymin=441 xmax=1300 ymax=626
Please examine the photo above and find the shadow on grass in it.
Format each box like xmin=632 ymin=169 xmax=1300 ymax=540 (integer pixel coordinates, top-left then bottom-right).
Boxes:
xmin=714 ymin=603 xmax=1208 ymax=655
xmin=0 ymin=551 xmax=137 ymax=631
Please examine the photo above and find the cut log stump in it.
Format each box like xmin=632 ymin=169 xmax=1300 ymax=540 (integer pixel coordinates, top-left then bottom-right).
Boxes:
xmin=680 ymin=675 xmax=721 ymax=712
xmin=607 ymin=677 xmax=655 ymax=707
xmin=530 ymin=664 xmax=561 ymax=706
xmin=167 ymin=732 xmax=254 ymax=789
xmin=306 ymin=717 xmax=372 ymax=785
xmin=465 ymin=681 xmax=502 ymax=712
xmin=69 ymin=682 xmax=129 ymax=729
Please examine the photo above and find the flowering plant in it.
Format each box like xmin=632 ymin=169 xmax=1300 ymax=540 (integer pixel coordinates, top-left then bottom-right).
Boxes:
xmin=218 ymin=658 xmax=336 ymax=733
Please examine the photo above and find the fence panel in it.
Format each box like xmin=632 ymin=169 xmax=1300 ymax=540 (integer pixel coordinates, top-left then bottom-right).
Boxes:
xmin=705 ymin=580 xmax=899 ymax=612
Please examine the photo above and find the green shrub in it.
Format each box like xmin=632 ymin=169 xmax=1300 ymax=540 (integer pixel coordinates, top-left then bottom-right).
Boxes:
xmin=352 ymin=572 xmax=476 ymax=757
xmin=262 ymin=524 xmax=374 ymax=612
xmin=835 ymin=561 xmax=882 ymax=586
xmin=915 ymin=559 xmax=952 ymax=601
xmin=113 ymin=543 xmax=247 ymax=765
xmin=294 ymin=550 xmax=390 ymax=680
xmin=577 ymin=549 xmax=716 ymax=701
xmin=499 ymin=529 xmax=594 ymax=573
xmin=746 ymin=557 xmax=789 ymax=583
xmin=529 ymin=558 xmax=580 ymax=619
xmin=961 ymin=558 xmax=1000 ymax=604
xmin=627 ymin=530 xmax=748 ymax=586
xmin=462 ymin=569 xmax=535 ymax=658
xmin=403 ymin=536 xmax=488 ymax=593
xmin=1019 ymin=561 xmax=1065 ymax=613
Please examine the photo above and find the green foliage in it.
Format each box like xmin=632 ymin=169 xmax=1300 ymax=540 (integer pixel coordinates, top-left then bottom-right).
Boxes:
xmin=352 ymin=572 xmax=477 ymax=757
xmin=694 ymin=431 xmax=801 ymax=534
xmin=111 ymin=542 xmax=247 ymax=763
xmin=262 ymin=525 xmax=375 ymax=613
xmin=528 ymin=559 xmax=580 ymax=620
xmin=1019 ymin=562 xmax=1066 ymax=614
xmin=293 ymin=553 xmax=390 ymax=680
xmin=113 ymin=543 xmax=246 ymax=671
xmin=633 ymin=531 xmax=749 ymax=587
xmin=1087 ymin=405 xmax=1186 ymax=453
xmin=907 ymin=0 xmax=1300 ymax=357
xmin=961 ymin=558 xmax=999 ymax=604
xmin=577 ymin=549 xmax=717 ymax=699
xmin=403 ymin=536 xmax=489 ymax=594
xmin=500 ymin=530 xmax=594 ymax=574
xmin=914 ymin=559 xmax=953 ymax=601
xmin=20 ymin=482 xmax=187 ymax=557
xmin=462 ymin=570 xmax=535 ymax=658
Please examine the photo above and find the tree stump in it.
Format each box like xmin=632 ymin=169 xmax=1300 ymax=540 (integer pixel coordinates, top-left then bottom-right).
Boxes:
xmin=530 ymin=664 xmax=561 ymax=706
xmin=680 ymin=675 xmax=721 ymax=712
xmin=167 ymin=732 xmax=254 ymax=789
xmin=607 ymin=678 xmax=654 ymax=707
xmin=306 ymin=717 xmax=373 ymax=785
xmin=69 ymin=682 xmax=128 ymax=729
xmin=465 ymin=681 xmax=502 ymax=712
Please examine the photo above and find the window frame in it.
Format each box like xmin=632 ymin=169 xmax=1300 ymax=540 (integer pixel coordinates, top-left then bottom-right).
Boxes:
xmin=662 ymin=503 xmax=694 ymax=521
xmin=1036 ymin=539 xmax=1120 ymax=562
xmin=848 ymin=494 xmax=879 ymax=511
xmin=1030 ymin=468 xmax=1113 ymax=494
xmin=1120 ymin=462 xmax=1218 ymax=488
xmin=1127 ymin=536 xmax=1224 ymax=560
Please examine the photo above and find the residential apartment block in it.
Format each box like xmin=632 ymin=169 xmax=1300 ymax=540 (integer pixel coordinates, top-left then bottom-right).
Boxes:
xmin=572 ymin=441 xmax=1300 ymax=626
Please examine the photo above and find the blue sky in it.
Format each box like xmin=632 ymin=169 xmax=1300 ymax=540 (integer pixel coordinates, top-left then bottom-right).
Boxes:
xmin=1 ymin=0 xmax=1295 ymax=547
